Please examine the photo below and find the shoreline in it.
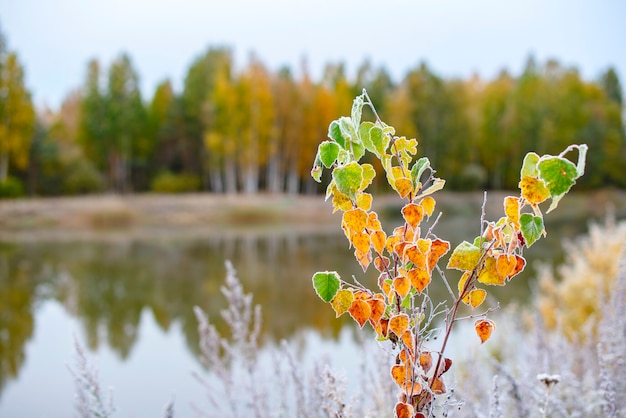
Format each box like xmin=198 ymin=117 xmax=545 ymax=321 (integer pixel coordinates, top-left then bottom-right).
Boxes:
xmin=0 ymin=190 xmax=623 ymax=242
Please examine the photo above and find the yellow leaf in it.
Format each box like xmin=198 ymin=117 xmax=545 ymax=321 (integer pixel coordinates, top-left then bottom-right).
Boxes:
xmin=394 ymin=177 xmax=414 ymax=199
xmin=475 ymin=318 xmax=496 ymax=343
xmin=356 ymin=192 xmax=373 ymax=211
xmin=393 ymin=275 xmax=411 ymax=298
xmin=402 ymin=203 xmax=424 ymax=229
xmin=462 ymin=288 xmax=487 ymax=308
xmin=519 ymin=175 xmax=550 ymax=205
xmin=385 ymin=234 xmax=401 ymax=255
xmin=370 ymin=230 xmax=387 ymax=255
xmin=343 ymin=208 xmax=367 ymax=233
xmin=408 ymin=268 xmax=431 ymax=294
xmin=389 ymin=313 xmax=410 ymax=337
xmin=504 ymin=196 xmax=520 ymax=227
xmin=477 ymin=256 xmax=506 ymax=286
xmin=457 ymin=271 xmax=471 ymax=296
xmin=348 ymin=299 xmax=372 ymax=328
xmin=351 ymin=231 xmax=371 ymax=255
xmin=421 ymin=196 xmax=436 ymax=217
xmin=332 ymin=188 xmax=353 ymax=213
xmin=431 ymin=377 xmax=447 ymax=394
xmin=330 ymin=289 xmax=354 ymax=317
xmin=366 ymin=211 xmax=382 ymax=231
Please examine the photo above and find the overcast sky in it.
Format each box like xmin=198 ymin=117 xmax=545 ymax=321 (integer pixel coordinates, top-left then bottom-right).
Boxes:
xmin=1 ymin=0 xmax=624 ymax=109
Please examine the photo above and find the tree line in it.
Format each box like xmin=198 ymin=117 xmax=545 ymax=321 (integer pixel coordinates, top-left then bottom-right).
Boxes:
xmin=1 ymin=34 xmax=624 ymax=196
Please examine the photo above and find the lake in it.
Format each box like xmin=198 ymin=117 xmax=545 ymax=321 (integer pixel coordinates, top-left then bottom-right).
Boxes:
xmin=0 ymin=192 xmax=620 ymax=417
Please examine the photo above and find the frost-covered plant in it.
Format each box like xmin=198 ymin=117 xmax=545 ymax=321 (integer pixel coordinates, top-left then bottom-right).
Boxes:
xmin=309 ymin=90 xmax=587 ymax=417
xmin=67 ymin=337 xmax=116 ymax=418
xmin=454 ymin=218 xmax=626 ymax=417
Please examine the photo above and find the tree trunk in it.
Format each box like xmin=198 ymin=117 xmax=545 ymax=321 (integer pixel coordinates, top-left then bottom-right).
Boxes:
xmin=0 ymin=152 xmax=8 ymax=182
xmin=224 ymin=156 xmax=237 ymax=194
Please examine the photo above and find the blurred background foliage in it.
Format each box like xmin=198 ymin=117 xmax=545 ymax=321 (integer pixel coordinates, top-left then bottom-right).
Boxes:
xmin=0 ymin=27 xmax=624 ymax=198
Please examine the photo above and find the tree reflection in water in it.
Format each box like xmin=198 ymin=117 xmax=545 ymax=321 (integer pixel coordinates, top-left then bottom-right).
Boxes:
xmin=0 ymin=230 xmax=372 ymax=396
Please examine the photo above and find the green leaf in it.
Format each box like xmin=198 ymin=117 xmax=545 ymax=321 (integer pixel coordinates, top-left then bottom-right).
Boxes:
xmin=351 ymin=95 xmax=364 ymax=130
xmin=538 ymin=156 xmax=578 ymax=196
xmin=332 ymin=161 xmax=363 ymax=200
xmin=418 ymin=178 xmax=445 ymax=198
xmin=411 ymin=157 xmax=431 ymax=185
xmin=447 ymin=241 xmax=482 ymax=271
xmin=311 ymin=154 xmax=322 ymax=182
xmin=318 ymin=141 xmax=340 ymax=168
xmin=358 ymin=121 xmax=375 ymax=153
xmin=369 ymin=125 xmax=390 ymax=157
xmin=352 ymin=140 xmax=366 ymax=161
xmin=520 ymin=213 xmax=544 ymax=247
xmin=520 ymin=152 xmax=540 ymax=178
xmin=328 ymin=120 xmax=346 ymax=149
xmin=339 ymin=116 xmax=358 ymax=143
xmin=312 ymin=271 xmax=341 ymax=303
xmin=360 ymin=163 xmax=376 ymax=190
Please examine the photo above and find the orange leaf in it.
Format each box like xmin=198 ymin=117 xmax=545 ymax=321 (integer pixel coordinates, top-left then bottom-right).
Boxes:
xmin=402 ymin=203 xmax=424 ymax=229
xmin=431 ymin=377 xmax=446 ymax=394
xmin=391 ymin=365 xmax=408 ymax=386
xmin=462 ymin=288 xmax=487 ymax=308
xmin=389 ymin=313 xmax=410 ymax=337
xmin=395 ymin=177 xmax=414 ymax=199
xmin=351 ymin=231 xmax=371 ymax=255
xmin=504 ymin=196 xmax=520 ymax=227
xmin=394 ymin=402 xmax=415 ymax=418
xmin=496 ymin=254 xmax=516 ymax=278
xmin=405 ymin=244 xmax=427 ymax=270
xmin=348 ymin=299 xmax=372 ymax=328
xmin=508 ymin=255 xmax=526 ymax=279
xmin=330 ymin=289 xmax=354 ymax=317
xmin=378 ymin=272 xmax=393 ymax=297
xmin=401 ymin=329 xmax=415 ymax=352
xmin=421 ymin=196 xmax=436 ymax=217
xmin=366 ymin=211 xmax=382 ymax=231
xmin=343 ymin=208 xmax=367 ymax=233
xmin=355 ymin=248 xmax=372 ymax=272
xmin=393 ymin=275 xmax=411 ymax=299
xmin=427 ymin=238 xmax=450 ymax=272
xmin=407 ymin=268 xmax=431 ymax=294
xmin=374 ymin=256 xmax=390 ymax=272
xmin=399 ymin=349 xmax=414 ymax=367
xmin=475 ymin=318 xmax=496 ymax=343
xmin=367 ymin=297 xmax=386 ymax=326
xmin=419 ymin=352 xmax=433 ymax=374
xmin=373 ymin=317 xmax=389 ymax=338
xmin=370 ymin=230 xmax=387 ymax=255
xmin=402 ymin=381 xmax=422 ymax=396
xmin=394 ymin=241 xmax=411 ymax=261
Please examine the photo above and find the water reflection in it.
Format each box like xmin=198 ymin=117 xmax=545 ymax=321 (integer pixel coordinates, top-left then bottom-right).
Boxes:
xmin=0 ymin=197 xmax=607 ymax=401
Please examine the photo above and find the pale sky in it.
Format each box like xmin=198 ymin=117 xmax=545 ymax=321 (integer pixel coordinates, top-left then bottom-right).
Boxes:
xmin=1 ymin=0 xmax=625 ymax=110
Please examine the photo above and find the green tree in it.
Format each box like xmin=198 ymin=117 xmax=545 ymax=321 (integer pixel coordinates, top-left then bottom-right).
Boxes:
xmin=0 ymin=42 xmax=35 ymax=183
xmin=104 ymin=53 xmax=147 ymax=192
